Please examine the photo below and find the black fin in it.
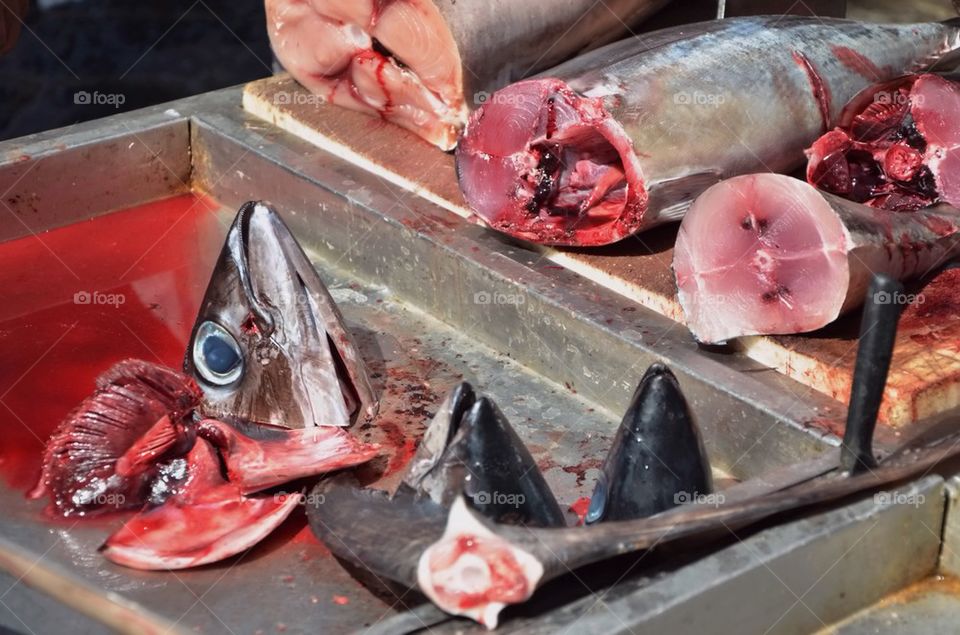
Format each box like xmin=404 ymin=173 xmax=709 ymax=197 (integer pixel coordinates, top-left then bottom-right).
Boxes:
xmin=840 ymin=274 xmax=903 ymax=474
xmin=586 ymin=363 xmax=712 ymax=523
xmin=456 ymin=397 xmax=567 ymax=527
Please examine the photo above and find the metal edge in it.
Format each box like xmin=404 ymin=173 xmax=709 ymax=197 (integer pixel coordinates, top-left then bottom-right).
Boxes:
xmin=0 ymin=100 xmax=196 ymax=242
xmin=0 ymin=534 xmax=184 ymax=635
xmin=516 ymin=475 xmax=945 ymax=634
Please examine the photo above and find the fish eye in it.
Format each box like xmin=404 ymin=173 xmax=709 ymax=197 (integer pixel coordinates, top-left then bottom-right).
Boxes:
xmin=192 ymin=321 xmax=243 ymax=386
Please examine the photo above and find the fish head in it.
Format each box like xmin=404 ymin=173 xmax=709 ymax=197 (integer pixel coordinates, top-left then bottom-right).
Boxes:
xmin=184 ymin=201 xmax=377 ymax=429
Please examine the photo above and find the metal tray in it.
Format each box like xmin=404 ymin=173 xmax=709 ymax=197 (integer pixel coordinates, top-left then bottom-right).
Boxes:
xmin=0 ymin=88 xmax=955 ymax=634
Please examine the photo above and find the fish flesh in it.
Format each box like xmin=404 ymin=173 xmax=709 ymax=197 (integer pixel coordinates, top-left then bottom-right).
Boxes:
xmin=32 ymin=202 xmax=380 ymax=569
xmin=673 ymin=173 xmax=960 ymax=344
xmin=264 ymin=0 xmax=672 ymax=150
xmin=456 ymin=16 xmax=960 ymax=246
xmin=586 ymin=363 xmax=712 ymax=524
xmin=807 ymin=73 xmax=960 ymax=211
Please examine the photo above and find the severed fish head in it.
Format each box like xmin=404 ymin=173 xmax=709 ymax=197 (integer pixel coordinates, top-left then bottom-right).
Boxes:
xmin=184 ymin=201 xmax=377 ymax=429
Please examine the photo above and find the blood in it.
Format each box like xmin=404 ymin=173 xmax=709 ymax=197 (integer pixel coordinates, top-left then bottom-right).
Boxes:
xmin=428 ymin=534 xmax=529 ymax=611
xmin=569 ymin=496 xmax=591 ymax=525
xmin=0 ymin=194 xmax=224 ymax=493
xmin=792 ymin=51 xmax=832 ymax=131
xmin=806 ymin=75 xmax=941 ymax=210
xmin=831 ymin=45 xmax=886 ymax=80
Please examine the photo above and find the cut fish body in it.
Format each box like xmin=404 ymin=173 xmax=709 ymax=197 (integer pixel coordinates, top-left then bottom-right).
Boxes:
xmin=456 ymin=17 xmax=960 ymax=245
xmin=673 ymin=173 xmax=960 ymax=344
xmin=265 ymin=0 xmax=672 ymax=149
xmin=807 ymin=73 xmax=960 ymax=211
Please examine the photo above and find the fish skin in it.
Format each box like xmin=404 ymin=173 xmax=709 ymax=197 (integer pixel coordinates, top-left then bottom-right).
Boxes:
xmin=183 ymin=201 xmax=378 ymax=430
xmin=265 ymin=0 xmax=672 ymax=149
xmin=456 ymin=16 xmax=960 ymax=246
xmin=586 ymin=363 xmax=712 ymax=524
xmin=673 ymin=173 xmax=960 ymax=344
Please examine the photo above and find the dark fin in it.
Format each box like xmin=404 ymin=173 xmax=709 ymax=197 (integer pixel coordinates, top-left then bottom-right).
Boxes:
xmin=840 ymin=274 xmax=903 ymax=474
xmin=196 ymin=419 xmax=379 ymax=494
xmin=101 ymin=439 xmax=300 ymax=570
xmin=586 ymin=363 xmax=712 ymax=524
xmin=455 ymin=398 xmax=566 ymax=527
xmin=716 ymin=0 xmax=846 ymax=18
xmin=307 ymin=474 xmax=447 ymax=590
xmin=31 ymin=360 xmax=200 ymax=516
xmin=399 ymin=382 xmax=477 ymax=500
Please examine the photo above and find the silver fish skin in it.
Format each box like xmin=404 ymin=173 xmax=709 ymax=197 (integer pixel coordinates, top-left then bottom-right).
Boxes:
xmin=456 ymin=16 xmax=960 ymax=246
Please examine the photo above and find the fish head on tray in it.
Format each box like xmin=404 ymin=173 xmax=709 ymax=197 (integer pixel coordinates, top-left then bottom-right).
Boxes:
xmin=184 ymin=201 xmax=377 ymax=430
xmin=31 ymin=201 xmax=381 ymax=569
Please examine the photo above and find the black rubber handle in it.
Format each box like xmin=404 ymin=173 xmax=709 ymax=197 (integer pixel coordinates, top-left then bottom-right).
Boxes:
xmin=840 ymin=274 xmax=904 ymax=474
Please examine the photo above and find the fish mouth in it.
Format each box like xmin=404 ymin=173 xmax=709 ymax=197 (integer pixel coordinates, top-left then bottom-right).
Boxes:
xmin=265 ymin=0 xmax=468 ymax=149
xmin=456 ymin=78 xmax=648 ymax=246
xmin=184 ymin=201 xmax=377 ymax=430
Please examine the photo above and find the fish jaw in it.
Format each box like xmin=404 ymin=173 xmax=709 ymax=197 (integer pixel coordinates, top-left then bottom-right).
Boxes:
xmin=196 ymin=419 xmax=380 ymax=495
xmin=417 ymin=497 xmax=543 ymax=629
xmin=456 ymin=78 xmax=648 ymax=247
xmin=674 ymin=174 xmax=850 ymax=344
xmin=807 ymin=74 xmax=960 ymax=211
xmin=100 ymin=439 xmax=302 ymax=570
xmin=184 ymin=201 xmax=378 ymax=430
xmin=265 ymin=0 xmax=467 ymax=149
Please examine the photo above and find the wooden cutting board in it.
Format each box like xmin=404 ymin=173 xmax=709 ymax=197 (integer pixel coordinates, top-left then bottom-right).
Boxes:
xmin=243 ymin=75 xmax=960 ymax=427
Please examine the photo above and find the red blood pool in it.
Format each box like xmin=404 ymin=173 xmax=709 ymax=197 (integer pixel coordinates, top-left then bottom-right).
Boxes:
xmin=0 ymin=194 xmax=223 ymax=494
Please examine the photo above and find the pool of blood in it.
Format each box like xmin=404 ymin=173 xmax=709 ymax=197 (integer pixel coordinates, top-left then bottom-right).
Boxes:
xmin=0 ymin=193 xmax=225 ymax=492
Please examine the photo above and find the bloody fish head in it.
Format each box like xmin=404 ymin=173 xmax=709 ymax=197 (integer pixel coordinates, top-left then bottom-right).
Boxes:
xmin=184 ymin=201 xmax=377 ymax=429
xmin=455 ymin=78 xmax=648 ymax=247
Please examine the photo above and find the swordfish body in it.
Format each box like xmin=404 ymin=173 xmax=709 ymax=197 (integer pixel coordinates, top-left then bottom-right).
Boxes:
xmin=456 ymin=16 xmax=960 ymax=246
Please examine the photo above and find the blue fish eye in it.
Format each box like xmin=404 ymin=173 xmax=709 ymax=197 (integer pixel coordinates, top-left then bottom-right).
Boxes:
xmin=202 ymin=335 xmax=241 ymax=375
xmin=192 ymin=321 xmax=244 ymax=386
